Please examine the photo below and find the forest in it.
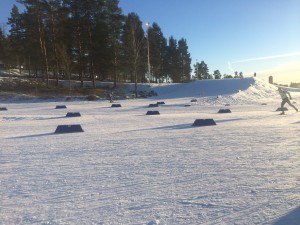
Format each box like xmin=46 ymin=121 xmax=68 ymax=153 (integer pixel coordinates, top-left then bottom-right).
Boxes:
xmin=0 ymin=0 xmax=234 ymax=90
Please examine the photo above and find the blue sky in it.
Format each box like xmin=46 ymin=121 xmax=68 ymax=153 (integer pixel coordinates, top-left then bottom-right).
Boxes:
xmin=119 ymin=0 xmax=300 ymax=84
xmin=1 ymin=0 xmax=299 ymax=84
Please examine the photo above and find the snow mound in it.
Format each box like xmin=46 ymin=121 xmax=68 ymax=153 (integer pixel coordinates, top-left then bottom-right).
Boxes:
xmin=152 ymin=77 xmax=257 ymax=98
xmin=143 ymin=77 xmax=279 ymax=105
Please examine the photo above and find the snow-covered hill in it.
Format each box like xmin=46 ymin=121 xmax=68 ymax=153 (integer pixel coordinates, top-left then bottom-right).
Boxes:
xmin=127 ymin=77 xmax=279 ymax=102
xmin=151 ymin=77 xmax=276 ymax=98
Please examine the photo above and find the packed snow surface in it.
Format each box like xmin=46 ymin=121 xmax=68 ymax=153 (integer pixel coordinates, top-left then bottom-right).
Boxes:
xmin=1 ymin=77 xmax=300 ymax=224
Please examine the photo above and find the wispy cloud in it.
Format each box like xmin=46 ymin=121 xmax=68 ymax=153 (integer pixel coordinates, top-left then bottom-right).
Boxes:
xmin=239 ymin=60 xmax=300 ymax=84
xmin=227 ymin=52 xmax=300 ymax=74
xmin=227 ymin=61 xmax=234 ymax=72
xmin=231 ymin=52 xmax=300 ymax=64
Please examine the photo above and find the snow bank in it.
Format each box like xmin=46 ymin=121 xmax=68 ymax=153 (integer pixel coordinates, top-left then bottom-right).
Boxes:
xmin=151 ymin=77 xmax=257 ymax=98
xmin=128 ymin=77 xmax=279 ymax=101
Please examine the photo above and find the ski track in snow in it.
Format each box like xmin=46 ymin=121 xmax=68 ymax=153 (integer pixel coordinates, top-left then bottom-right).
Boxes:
xmin=0 ymin=78 xmax=300 ymax=224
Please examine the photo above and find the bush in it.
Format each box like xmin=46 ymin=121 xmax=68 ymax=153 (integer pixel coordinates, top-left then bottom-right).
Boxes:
xmin=86 ymin=95 xmax=99 ymax=101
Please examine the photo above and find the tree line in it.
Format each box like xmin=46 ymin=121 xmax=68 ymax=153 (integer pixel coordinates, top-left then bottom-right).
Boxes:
xmin=0 ymin=0 xmax=239 ymax=91
xmin=0 ymin=0 xmax=193 ymax=88
xmin=290 ymin=82 xmax=300 ymax=88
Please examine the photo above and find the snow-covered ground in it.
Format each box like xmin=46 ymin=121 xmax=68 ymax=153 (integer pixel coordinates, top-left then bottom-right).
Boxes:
xmin=1 ymin=77 xmax=299 ymax=224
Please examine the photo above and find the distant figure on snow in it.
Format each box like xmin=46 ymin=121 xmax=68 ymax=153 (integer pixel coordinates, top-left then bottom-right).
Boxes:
xmin=278 ymin=87 xmax=298 ymax=115
xmin=107 ymin=91 xmax=113 ymax=103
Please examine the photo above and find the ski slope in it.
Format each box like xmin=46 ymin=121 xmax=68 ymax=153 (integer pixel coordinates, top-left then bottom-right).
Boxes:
xmin=1 ymin=77 xmax=300 ymax=224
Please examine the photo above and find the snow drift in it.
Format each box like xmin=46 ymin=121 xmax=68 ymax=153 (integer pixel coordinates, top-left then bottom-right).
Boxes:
xmin=128 ymin=77 xmax=279 ymax=101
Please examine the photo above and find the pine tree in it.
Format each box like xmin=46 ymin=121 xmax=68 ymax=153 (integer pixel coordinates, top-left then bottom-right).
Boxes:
xmin=0 ymin=28 xmax=7 ymax=68
xmin=7 ymin=4 xmax=25 ymax=72
xmin=148 ymin=22 xmax=167 ymax=83
xmin=18 ymin=0 xmax=50 ymax=85
xmin=64 ymin=0 xmax=88 ymax=87
xmin=200 ymin=61 xmax=210 ymax=79
xmin=166 ymin=36 xmax=181 ymax=82
xmin=54 ymin=0 xmax=73 ymax=82
xmin=178 ymin=38 xmax=191 ymax=82
xmin=234 ymin=71 xmax=239 ymax=78
xmin=193 ymin=61 xmax=210 ymax=80
xmin=213 ymin=70 xmax=222 ymax=79
xmin=46 ymin=0 xmax=63 ymax=86
xmin=193 ymin=62 xmax=200 ymax=80
xmin=104 ymin=0 xmax=124 ymax=87
xmin=122 ymin=12 xmax=146 ymax=97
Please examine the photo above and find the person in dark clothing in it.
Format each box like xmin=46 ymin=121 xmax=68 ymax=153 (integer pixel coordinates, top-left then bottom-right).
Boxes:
xmin=107 ymin=91 xmax=113 ymax=103
xmin=278 ymin=87 xmax=298 ymax=115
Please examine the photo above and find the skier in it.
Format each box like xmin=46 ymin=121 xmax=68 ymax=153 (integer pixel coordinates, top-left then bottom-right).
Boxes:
xmin=107 ymin=91 xmax=113 ymax=103
xmin=278 ymin=87 xmax=298 ymax=115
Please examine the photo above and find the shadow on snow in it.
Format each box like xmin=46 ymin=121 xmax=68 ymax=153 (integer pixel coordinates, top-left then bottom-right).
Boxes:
xmin=273 ymin=206 xmax=300 ymax=225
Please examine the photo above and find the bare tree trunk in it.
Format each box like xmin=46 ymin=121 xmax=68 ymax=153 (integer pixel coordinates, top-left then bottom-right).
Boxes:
xmin=28 ymin=56 xmax=31 ymax=77
xmin=134 ymin=68 xmax=138 ymax=98
xmin=88 ymin=28 xmax=95 ymax=88
xmin=113 ymin=29 xmax=118 ymax=88
xmin=75 ymin=25 xmax=84 ymax=88
xmin=113 ymin=40 xmax=117 ymax=88
xmin=113 ymin=50 xmax=117 ymax=88
xmin=37 ymin=14 xmax=49 ymax=86
xmin=49 ymin=1 xmax=60 ymax=86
